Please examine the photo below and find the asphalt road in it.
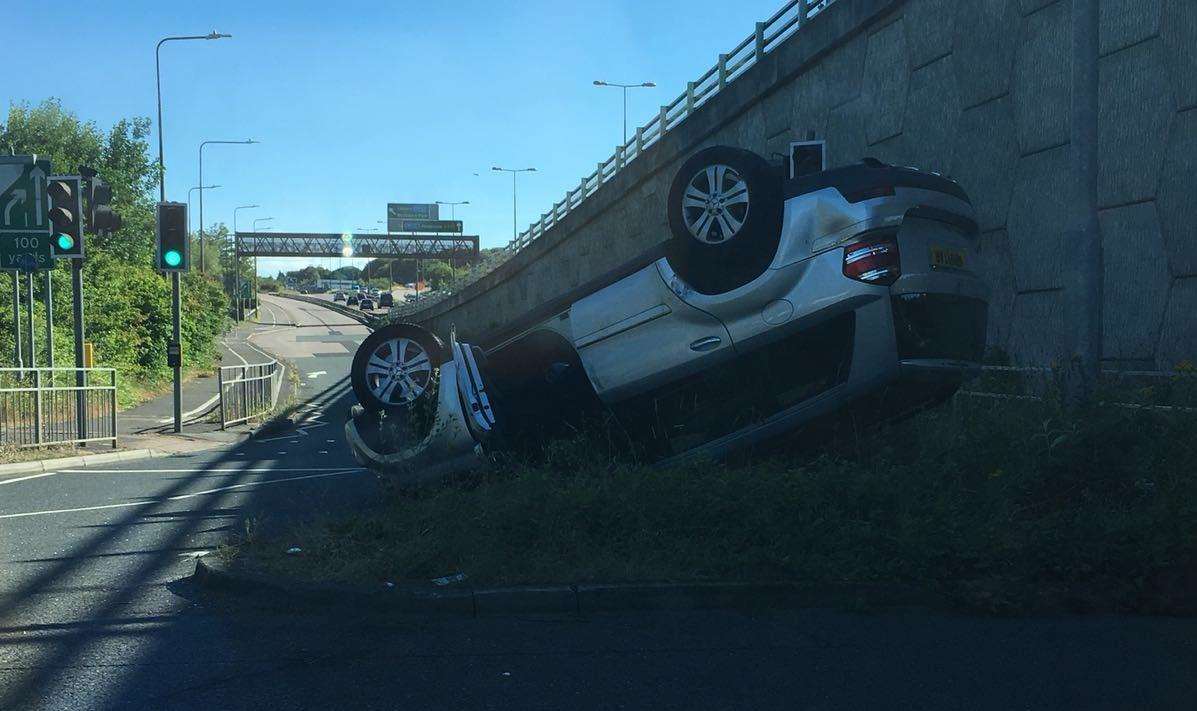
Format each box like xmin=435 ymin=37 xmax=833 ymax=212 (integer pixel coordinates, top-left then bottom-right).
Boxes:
xmin=1 ymin=295 xmax=1195 ymax=710
xmin=116 ymin=324 xmax=277 ymax=435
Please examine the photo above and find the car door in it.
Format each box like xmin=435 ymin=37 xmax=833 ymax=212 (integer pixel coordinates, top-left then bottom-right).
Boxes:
xmin=569 ymin=261 xmax=733 ymax=403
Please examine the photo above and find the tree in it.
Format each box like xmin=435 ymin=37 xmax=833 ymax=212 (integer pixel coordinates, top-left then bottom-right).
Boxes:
xmin=0 ymin=98 xmax=229 ymax=384
xmin=422 ymin=260 xmax=457 ymax=289
xmin=2 ymin=98 xmax=157 ymax=264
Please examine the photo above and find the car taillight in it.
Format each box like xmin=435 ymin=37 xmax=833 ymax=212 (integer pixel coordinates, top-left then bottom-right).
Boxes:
xmin=843 ymin=234 xmax=901 ymax=286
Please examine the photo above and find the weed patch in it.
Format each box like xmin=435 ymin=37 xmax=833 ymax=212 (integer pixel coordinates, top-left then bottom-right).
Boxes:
xmin=231 ymin=395 xmax=1197 ymax=614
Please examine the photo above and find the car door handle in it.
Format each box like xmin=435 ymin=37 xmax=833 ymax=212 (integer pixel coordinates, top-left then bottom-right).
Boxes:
xmin=689 ymin=336 xmax=722 ymax=352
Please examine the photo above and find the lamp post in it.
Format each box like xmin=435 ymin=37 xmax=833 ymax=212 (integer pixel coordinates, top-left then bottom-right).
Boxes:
xmin=593 ymin=80 xmax=656 ymax=145
xmin=356 ymin=227 xmax=380 ymax=284
xmin=232 ymin=204 xmax=258 ymax=322
xmin=155 ymin=30 xmax=230 ymax=434
xmin=199 ymin=139 xmax=257 ymax=274
xmin=187 ymin=184 xmax=219 ymax=238
xmin=156 ymin=32 xmax=231 ymax=202
xmin=252 ymin=218 xmax=273 ymax=312
xmin=492 ymin=167 xmax=536 ymax=243
xmin=435 ymin=202 xmax=469 ymax=269
xmin=435 ymin=200 xmax=469 ymax=221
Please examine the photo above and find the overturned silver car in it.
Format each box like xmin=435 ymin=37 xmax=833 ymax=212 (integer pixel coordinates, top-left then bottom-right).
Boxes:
xmin=346 ymin=144 xmax=989 ymax=481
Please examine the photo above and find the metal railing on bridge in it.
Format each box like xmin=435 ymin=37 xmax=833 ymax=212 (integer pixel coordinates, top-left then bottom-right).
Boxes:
xmin=392 ymin=0 xmax=836 ymax=316
xmin=0 ymin=368 xmax=119 ymax=449
xmin=507 ymin=0 xmax=833 ymax=254
xmin=218 ymin=360 xmax=284 ymax=429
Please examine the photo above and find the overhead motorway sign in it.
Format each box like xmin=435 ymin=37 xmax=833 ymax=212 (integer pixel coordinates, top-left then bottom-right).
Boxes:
xmin=388 ymin=203 xmax=438 ymax=220
xmin=387 ymin=202 xmax=438 ymax=231
xmin=392 ymin=219 xmax=463 ymax=233
xmin=0 ymin=155 xmax=53 ymax=271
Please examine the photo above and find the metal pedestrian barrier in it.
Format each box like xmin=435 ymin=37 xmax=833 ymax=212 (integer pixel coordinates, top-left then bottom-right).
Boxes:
xmin=0 ymin=367 xmax=119 ymax=448
xmin=218 ymin=360 xmax=283 ymax=429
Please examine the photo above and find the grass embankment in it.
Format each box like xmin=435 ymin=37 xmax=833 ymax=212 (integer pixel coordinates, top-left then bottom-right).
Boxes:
xmin=230 ymin=391 xmax=1197 ymax=614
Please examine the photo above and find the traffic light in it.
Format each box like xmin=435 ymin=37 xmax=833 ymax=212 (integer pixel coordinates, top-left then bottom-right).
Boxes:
xmin=88 ymin=182 xmax=122 ymax=234
xmin=47 ymin=176 xmax=84 ymax=259
xmin=80 ymin=171 xmax=123 ymax=235
xmin=155 ymin=202 xmax=189 ymax=271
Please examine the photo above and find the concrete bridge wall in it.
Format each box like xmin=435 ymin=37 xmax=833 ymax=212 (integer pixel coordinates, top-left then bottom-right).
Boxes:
xmin=411 ymin=0 xmax=1197 ymax=369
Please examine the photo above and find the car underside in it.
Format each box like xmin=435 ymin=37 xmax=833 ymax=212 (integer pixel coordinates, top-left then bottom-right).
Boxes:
xmin=345 ymin=145 xmax=989 ymax=481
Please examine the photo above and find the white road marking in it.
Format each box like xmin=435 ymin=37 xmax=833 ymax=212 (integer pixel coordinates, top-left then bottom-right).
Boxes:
xmin=0 ymin=471 xmax=60 ymax=486
xmin=0 ymin=468 xmax=366 ymax=519
xmin=158 ymin=392 xmax=221 ymax=424
xmin=224 ymin=341 xmax=250 ymax=366
xmin=307 ymin=371 xmax=327 ymax=379
xmin=55 ymin=467 xmax=359 ymax=473
xmin=0 ymin=466 xmax=359 ymax=488
xmin=260 ymin=300 xmax=283 ymax=326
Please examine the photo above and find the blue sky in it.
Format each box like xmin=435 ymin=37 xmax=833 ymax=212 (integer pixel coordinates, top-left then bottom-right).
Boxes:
xmin=6 ymin=0 xmax=782 ymax=276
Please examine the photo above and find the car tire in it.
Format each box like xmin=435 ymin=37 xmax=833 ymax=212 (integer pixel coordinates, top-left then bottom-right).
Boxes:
xmin=665 ymin=146 xmax=783 ymax=295
xmin=351 ymin=323 xmax=445 ymax=412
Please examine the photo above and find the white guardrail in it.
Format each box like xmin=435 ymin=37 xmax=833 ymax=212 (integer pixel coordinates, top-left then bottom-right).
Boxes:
xmin=391 ymin=0 xmax=835 ymax=317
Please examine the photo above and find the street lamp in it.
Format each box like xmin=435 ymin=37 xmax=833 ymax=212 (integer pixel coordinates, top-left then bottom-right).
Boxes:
xmin=492 ymin=167 xmax=536 ymax=243
xmin=251 ymin=218 xmax=274 ymax=310
xmin=187 ymin=184 xmax=219 ymax=237
xmin=435 ymin=200 xmax=470 ymax=221
xmin=155 ymin=30 xmax=230 ymax=434
xmin=199 ymin=139 xmax=258 ymax=273
xmin=155 ymin=32 xmax=231 ymax=202
xmin=233 ymin=204 xmax=259 ymax=236
xmin=231 ymin=205 xmax=258 ymax=322
xmin=593 ymin=80 xmax=656 ymax=145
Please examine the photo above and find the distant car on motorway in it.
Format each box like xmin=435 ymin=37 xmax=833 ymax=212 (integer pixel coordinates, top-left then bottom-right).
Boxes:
xmin=359 ymin=297 xmax=375 ymax=310
xmin=346 ymin=145 xmax=988 ymax=478
xmin=347 ymin=294 xmax=360 ymax=306
xmin=378 ymin=292 xmax=394 ymax=308
xmin=333 ymin=291 xmax=346 ymax=302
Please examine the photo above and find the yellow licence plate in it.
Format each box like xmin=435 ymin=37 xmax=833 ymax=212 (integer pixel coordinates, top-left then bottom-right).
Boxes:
xmin=930 ymin=245 xmax=966 ymax=270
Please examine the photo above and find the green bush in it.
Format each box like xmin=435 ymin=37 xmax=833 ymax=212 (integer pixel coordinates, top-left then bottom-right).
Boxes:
xmin=1 ymin=99 xmax=230 ymax=403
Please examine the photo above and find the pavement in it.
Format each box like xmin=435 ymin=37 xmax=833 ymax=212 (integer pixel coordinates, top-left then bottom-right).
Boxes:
xmin=1 ymin=295 xmax=1195 ymax=709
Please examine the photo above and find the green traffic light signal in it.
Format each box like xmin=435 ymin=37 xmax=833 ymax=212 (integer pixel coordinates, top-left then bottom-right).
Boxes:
xmin=156 ymin=202 xmax=188 ymax=271
xmin=47 ymin=176 xmax=84 ymax=259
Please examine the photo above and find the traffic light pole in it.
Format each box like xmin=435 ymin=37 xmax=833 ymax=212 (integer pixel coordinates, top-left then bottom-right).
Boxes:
xmin=72 ymin=259 xmax=86 ymax=442
xmin=44 ymin=271 xmax=53 ymax=368
xmin=26 ymin=273 xmax=36 ymax=368
xmin=12 ymin=272 xmax=22 ymax=372
xmin=172 ymin=272 xmax=181 ymax=432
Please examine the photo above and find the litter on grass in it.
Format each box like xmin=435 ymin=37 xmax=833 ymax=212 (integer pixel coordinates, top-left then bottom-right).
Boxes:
xmin=431 ymin=573 xmax=467 ymax=586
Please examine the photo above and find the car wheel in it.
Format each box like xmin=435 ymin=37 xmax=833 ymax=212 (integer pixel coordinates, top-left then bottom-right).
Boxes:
xmin=665 ymin=146 xmax=782 ymax=295
xmin=351 ymin=323 xmax=445 ymax=412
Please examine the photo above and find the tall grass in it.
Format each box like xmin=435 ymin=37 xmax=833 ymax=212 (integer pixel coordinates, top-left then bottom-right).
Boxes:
xmin=236 ymin=392 xmax=1197 ymax=613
